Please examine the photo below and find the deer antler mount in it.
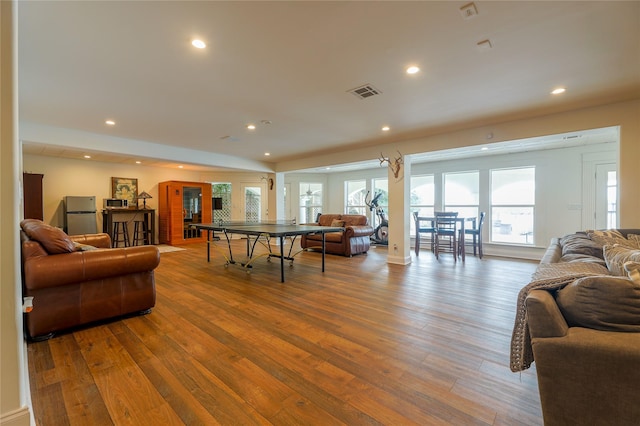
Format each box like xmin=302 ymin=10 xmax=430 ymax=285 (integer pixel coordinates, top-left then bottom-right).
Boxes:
xmin=379 ymin=151 xmax=404 ymax=178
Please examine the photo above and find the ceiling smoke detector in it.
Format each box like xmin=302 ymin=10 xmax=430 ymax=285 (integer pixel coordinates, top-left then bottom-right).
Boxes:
xmin=348 ymin=84 xmax=382 ymax=100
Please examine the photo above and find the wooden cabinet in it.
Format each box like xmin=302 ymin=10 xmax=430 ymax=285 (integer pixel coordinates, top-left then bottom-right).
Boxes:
xmin=23 ymin=173 xmax=44 ymax=220
xmin=158 ymin=180 xmax=211 ymax=245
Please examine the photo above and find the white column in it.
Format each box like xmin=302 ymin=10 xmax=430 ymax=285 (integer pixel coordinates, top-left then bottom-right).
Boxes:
xmin=386 ymin=153 xmax=412 ymax=265
xmin=274 ymin=172 xmax=285 ymax=221
xmin=1 ymin=1 xmax=33 ymax=423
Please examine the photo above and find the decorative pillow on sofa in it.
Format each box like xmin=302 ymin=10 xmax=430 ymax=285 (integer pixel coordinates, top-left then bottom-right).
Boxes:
xmin=556 ymin=275 xmax=640 ymax=331
xmin=73 ymin=241 xmax=99 ymax=251
xmin=20 ymin=219 xmax=76 ymax=254
xmin=624 ymin=261 xmax=640 ymax=284
xmin=603 ymin=245 xmax=640 ymax=276
xmin=560 ymin=232 xmax=603 ymax=258
xmin=627 ymin=234 xmax=640 ymax=248
xmin=588 ymin=229 xmax=639 ymax=249
xmin=330 ymin=219 xmax=346 ymax=228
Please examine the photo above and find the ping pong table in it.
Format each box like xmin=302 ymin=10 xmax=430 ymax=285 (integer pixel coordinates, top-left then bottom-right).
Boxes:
xmin=192 ymin=221 xmax=343 ymax=282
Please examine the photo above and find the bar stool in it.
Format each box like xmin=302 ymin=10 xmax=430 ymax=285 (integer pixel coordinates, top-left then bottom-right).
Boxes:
xmin=112 ymin=221 xmax=130 ymax=247
xmin=132 ymin=219 xmax=151 ymax=246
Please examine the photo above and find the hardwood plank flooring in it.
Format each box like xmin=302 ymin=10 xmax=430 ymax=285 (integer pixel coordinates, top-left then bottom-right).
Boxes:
xmin=28 ymin=240 xmax=542 ymax=425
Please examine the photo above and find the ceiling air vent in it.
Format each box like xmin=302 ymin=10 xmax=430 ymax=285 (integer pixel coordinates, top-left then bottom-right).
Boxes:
xmin=348 ymin=84 xmax=382 ymax=100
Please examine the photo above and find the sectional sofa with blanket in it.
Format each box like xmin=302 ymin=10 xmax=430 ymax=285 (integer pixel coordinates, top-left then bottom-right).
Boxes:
xmin=511 ymin=229 xmax=640 ymax=426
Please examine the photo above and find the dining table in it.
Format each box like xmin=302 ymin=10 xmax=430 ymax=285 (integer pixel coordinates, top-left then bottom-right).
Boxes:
xmin=417 ymin=215 xmax=477 ymax=261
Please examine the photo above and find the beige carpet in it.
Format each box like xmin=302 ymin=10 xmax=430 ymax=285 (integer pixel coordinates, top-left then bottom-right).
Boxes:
xmin=156 ymin=244 xmax=186 ymax=254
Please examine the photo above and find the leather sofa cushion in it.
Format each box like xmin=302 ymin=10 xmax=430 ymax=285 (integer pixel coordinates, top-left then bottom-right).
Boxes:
xmin=556 ymin=275 xmax=640 ymax=331
xmin=21 ymin=219 xmax=75 ymax=254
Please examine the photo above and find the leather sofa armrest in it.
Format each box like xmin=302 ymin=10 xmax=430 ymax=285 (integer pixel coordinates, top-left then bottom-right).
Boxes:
xmin=525 ymin=289 xmax=568 ymax=338
xmin=23 ymin=246 xmax=160 ymax=291
xmin=540 ymin=237 xmax=562 ymax=264
xmin=70 ymin=233 xmax=112 ymax=248
xmin=345 ymin=225 xmax=374 ymax=238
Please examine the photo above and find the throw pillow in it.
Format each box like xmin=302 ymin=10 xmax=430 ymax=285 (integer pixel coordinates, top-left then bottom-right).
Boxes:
xmin=20 ymin=219 xmax=76 ymax=254
xmin=624 ymin=261 xmax=640 ymax=284
xmin=627 ymin=234 xmax=640 ymax=248
xmin=587 ymin=229 xmax=637 ymax=248
xmin=603 ymin=245 xmax=640 ymax=276
xmin=560 ymin=232 xmax=603 ymax=258
xmin=330 ymin=219 xmax=346 ymax=228
xmin=73 ymin=241 xmax=98 ymax=251
xmin=556 ymin=275 xmax=640 ymax=331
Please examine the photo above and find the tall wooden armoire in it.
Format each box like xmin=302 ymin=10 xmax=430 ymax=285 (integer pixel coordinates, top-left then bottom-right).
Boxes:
xmin=158 ymin=180 xmax=212 ymax=245
xmin=23 ymin=173 xmax=44 ymax=220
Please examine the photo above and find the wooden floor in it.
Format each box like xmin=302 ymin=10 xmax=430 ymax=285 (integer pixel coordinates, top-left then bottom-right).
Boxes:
xmin=28 ymin=240 xmax=543 ymax=425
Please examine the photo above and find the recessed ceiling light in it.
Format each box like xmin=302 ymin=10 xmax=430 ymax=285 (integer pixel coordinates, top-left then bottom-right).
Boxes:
xmin=178 ymin=165 xmax=184 ymax=169
xmin=406 ymin=66 xmax=420 ymax=74
xmin=481 ymin=147 xmax=489 ymax=151
xmin=135 ymin=161 xmax=141 ymax=164
xmin=247 ymin=124 xmax=256 ymax=130
xmin=191 ymin=39 xmax=206 ymax=49
xmin=105 ymin=120 xmax=115 ymax=126
xmin=83 ymin=155 xmax=91 ymax=159
xmin=264 ymin=152 xmax=270 ymax=156
xmin=551 ymin=87 xmax=566 ymax=95
xmin=382 ymin=126 xmax=390 ymax=132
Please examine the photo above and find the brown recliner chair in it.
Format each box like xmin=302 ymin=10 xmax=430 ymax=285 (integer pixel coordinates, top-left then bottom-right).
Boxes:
xmin=20 ymin=219 xmax=160 ymax=340
xmin=300 ymin=214 xmax=374 ymax=256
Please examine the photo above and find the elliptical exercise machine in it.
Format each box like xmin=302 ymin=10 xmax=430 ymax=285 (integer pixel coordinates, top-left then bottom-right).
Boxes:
xmin=365 ymin=191 xmax=389 ymax=245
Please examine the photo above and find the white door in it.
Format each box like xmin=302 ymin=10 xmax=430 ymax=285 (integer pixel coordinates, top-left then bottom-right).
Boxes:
xmin=284 ymin=183 xmax=292 ymax=221
xmin=595 ymin=163 xmax=617 ymax=229
xmin=241 ymin=184 xmax=267 ymax=222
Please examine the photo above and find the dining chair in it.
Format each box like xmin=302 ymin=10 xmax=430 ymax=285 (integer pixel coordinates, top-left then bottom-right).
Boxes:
xmin=413 ymin=211 xmax=436 ymax=256
xmin=434 ymin=211 xmax=459 ymax=261
xmin=460 ymin=211 xmax=485 ymax=258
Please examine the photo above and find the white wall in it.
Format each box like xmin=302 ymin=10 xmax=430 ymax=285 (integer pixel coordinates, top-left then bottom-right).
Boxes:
xmin=1 ymin=1 xmax=31 ymax=424
xmin=286 ymin=141 xmax=617 ymax=259
xmin=277 ymin=99 xmax=640 ymax=229
xmin=23 ymin=155 xmax=206 ymax=241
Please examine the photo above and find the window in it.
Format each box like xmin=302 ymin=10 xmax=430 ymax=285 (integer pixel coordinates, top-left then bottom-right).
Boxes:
xmin=444 ymin=171 xmax=479 ymax=219
xmin=300 ymin=183 xmax=323 ymax=223
xmin=371 ymin=178 xmax=388 ymax=228
xmin=211 ymin=183 xmax=232 ymax=223
xmin=410 ymin=175 xmax=434 ymax=236
xmin=491 ymin=167 xmax=535 ymax=244
xmin=345 ymin=180 xmax=367 ymax=215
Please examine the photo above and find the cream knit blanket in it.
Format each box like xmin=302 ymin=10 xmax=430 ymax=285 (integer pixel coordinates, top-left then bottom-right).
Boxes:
xmin=509 ymin=262 xmax=610 ymax=372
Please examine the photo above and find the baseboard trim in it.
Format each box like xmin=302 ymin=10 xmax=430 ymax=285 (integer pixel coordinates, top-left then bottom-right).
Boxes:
xmin=1 ymin=406 xmax=32 ymax=426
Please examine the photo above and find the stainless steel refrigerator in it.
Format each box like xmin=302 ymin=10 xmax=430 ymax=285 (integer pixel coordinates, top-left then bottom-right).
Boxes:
xmin=64 ymin=196 xmax=97 ymax=235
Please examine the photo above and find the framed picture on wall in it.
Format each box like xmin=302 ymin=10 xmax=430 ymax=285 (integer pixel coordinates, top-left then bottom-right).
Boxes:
xmin=111 ymin=177 xmax=138 ymax=207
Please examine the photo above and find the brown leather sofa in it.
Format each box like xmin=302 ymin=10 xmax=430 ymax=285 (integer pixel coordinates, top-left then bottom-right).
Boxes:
xmin=300 ymin=214 xmax=374 ymax=256
xmin=20 ymin=219 xmax=160 ymax=340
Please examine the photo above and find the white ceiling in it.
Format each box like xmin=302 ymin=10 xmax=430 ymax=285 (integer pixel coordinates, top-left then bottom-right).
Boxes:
xmin=18 ymin=1 xmax=640 ymax=172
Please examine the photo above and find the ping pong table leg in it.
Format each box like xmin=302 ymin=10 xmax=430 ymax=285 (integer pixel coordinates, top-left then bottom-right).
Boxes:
xmin=322 ymin=232 xmax=326 ymax=272
xmin=279 ymin=235 xmax=285 ymax=282
xmin=206 ymin=230 xmax=211 ymax=262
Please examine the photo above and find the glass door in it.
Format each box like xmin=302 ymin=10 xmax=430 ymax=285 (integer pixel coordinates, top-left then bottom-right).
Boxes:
xmin=242 ymin=184 xmax=267 ymax=222
xmin=183 ymin=186 xmax=202 ymax=239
